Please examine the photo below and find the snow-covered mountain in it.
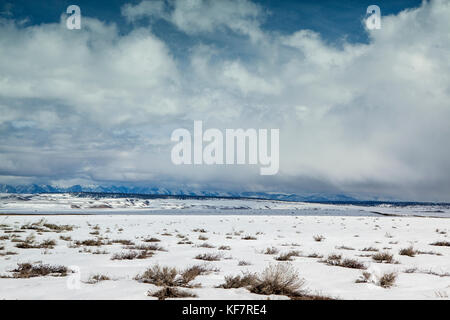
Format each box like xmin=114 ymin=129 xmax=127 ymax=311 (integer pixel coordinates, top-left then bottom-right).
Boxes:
xmin=0 ymin=184 xmax=359 ymax=202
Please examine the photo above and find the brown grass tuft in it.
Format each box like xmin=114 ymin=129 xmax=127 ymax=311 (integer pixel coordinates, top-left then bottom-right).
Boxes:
xmin=148 ymin=287 xmax=197 ymax=300
xmin=372 ymin=252 xmax=394 ymax=263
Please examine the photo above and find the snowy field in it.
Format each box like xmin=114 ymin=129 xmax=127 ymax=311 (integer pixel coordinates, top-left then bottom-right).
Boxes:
xmin=1 ymin=193 xmax=450 ymax=217
xmin=0 ymin=213 xmax=449 ymax=300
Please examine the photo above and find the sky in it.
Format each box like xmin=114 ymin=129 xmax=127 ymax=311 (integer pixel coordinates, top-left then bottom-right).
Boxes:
xmin=0 ymin=0 xmax=449 ymax=201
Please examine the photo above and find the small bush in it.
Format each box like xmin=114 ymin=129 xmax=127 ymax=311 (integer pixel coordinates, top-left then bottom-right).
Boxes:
xmin=323 ymin=254 xmax=366 ymax=269
xmin=275 ymin=250 xmax=301 ymax=261
xmin=143 ymin=237 xmax=161 ymax=242
xmin=136 ymin=264 xmax=214 ymax=288
xmin=180 ymin=264 xmax=217 ymax=286
xmin=379 ymin=272 xmax=397 ymax=288
xmin=339 ymin=259 xmax=366 ymax=269
xmin=263 ymin=247 xmax=279 ymax=255
xmin=361 ymin=247 xmax=379 ymax=252
xmin=43 ymin=223 xmax=73 ymax=232
xmin=74 ymin=239 xmax=104 ymax=246
xmin=111 ymin=250 xmax=153 ymax=260
xmin=15 ymin=238 xmax=56 ymax=249
xmin=305 ymin=253 xmax=323 ymax=258
xmin=135 ymin=265 xmax=178 ymax=286
xmin=111 ymin=239 xmax=135 ymax=245
xmin=86 ymin=274 xmax=110 ymax=284
xmin=197 ymin=243 xmax=215 ymax=248
xmin=149 ymin=287 xmax=197 ymax=300
xmin=127 ymin=244 xmax=165 ymax=251
xmin=218 ymin=273 xmax=258 ymax=289
xmin=238 ymin=261 xmax=251 ymax=266
xmin=40 ymin=239 xmax=57 ymax=248
xmin=198 ymin=235 xmax=208 ymax=241
xmin=218 ymin=245 xmax=231 ymax=250
xmin=242 ymin=235 xmax=257 ymax=240
xmin=372 ymin=252 xmax=394 ymax=263
xmin=195 ymin=253 xmax=222 ymax=261
xmin=9 ymin=263 xmax=68 ymax=278
xmin=399 ymin=246 xmax=417 ymax=257
xmin=430 ymin=241 xmax=450 ymax=247
xmin=193 ymin=228 xmax=207 ymax=233
xmin=249 ymin=264 xmax=305 ymax=296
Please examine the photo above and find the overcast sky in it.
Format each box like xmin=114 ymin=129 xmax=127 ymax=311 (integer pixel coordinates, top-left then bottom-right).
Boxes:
xmin=0 ymin=0 xmax=449 ymax=201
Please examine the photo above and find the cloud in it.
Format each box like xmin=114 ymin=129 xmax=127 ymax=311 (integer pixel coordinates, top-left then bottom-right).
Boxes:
xmin=122 ymin=0 xmax=265 ymax=41
xmin=0 ymin=0 xmax=450 ymax=201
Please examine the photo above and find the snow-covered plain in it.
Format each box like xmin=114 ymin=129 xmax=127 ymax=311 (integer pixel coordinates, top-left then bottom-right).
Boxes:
xmin=1 ymin=193 xmax=450 ymax=217
xmin=0 ymin=211 xmax=449 ymax=300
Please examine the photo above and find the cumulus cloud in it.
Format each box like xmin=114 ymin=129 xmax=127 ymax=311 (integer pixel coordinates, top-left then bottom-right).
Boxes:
xmin=0 ymin=0 xmax=450 ymax=200
xmin=122 ymin=0 xmax=265 ymax=41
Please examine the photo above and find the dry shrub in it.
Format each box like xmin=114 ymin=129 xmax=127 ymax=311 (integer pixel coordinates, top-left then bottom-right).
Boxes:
xmin=148 ymin=287 xmax=197 ymax=300
xmin=40 ymin=239 xmax=56 ymax=248
xmin=430 ymin=241 xmax=450 ymax=247
xmin=9 ymin=263 xmax=68 ymax=278
xmin=323 ymin=254 xmax=366 ymax=269
xmin=180 ymin=264 xmax=217 ymax=285
xmin=250 ymin=264 xmax=305 ymax=297
xmin=198 ymin=235 xmax=208 ymax=241
xmin=136 ymin=264 xmax=214 ymax=288
xmin=399 ymin=246 xmax=417 ymax=257
xmin=111 ymin=250 xmax=153 ymax=260
xmin=178 ymin=240 xmax=193 ymax=245
xmin=379 ymin=272 xmax=397 ymax=288
xmin=218 ymin=245 xmax=231 ymax=250
xmin=242 ymin=235 xmax=257 ymax=240
xmin=339 ymin=259 xmax=366 ymax=269
xmin=218 ymin=273 xmax=258 ymax=289
xmin=290 ymin=293 xmax=334 ymax=300
xmin=275 ymin=250 xmax=301 ymax=261
xmin=15 ymin=238 xmax=56 ymax=249
xmin=356 ymin=270 xmax=397 ymax=288
xmin=361 ymin=247 xmax=379 ymax=252
xmin=143 ymin=237 xmax=161 ymax=242
xmin=198 ymin=243 xmax=215 ymax=248
xmin=86 ymin=274 xmax=110 ymax=284
xmin=325 ymin=254 xmax=342 ymax=262
xmin=111 ymin=239 xmax=135 ymax=245
xmin=238 ymin=261 xmax=251 ymax=266
xmin=127 ymin=244 xmax=165 ymax=251
xmin=74 ymin=239 xmax=104 ymax=246
xmin=417 ymin=250 xmax=442 ymax=256
xmin=21 ymin=220 xmax=73 ymax=233
xmin=355 ymin=271 xmax=372 ymax=283
xmin=195 ymin=253 xmax=222 ymax=261
xmin=193 ymin=228 xmax=207 ymax=233
xmin=372 ymin=252 xmax=394 ymax=263
xmin=336 ymin=245 xmax=355 ymax=250
xmin=305 ymin=253 xmax=323 ymax=258
xmin=263 ymin=247 xmax=279 ymax=255
xmin=135 ymin=265 xmax=178 ymax=286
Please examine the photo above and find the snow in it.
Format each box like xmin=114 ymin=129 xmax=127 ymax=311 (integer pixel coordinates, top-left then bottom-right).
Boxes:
xmin=0 ymin=213 xmax=449 ymax=300
xmin=1 ymin=193 xmax=450 ymax=217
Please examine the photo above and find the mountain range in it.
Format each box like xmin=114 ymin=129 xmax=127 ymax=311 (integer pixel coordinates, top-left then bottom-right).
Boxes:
xmin=0 ymin=184 xmax=363 ymax=202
